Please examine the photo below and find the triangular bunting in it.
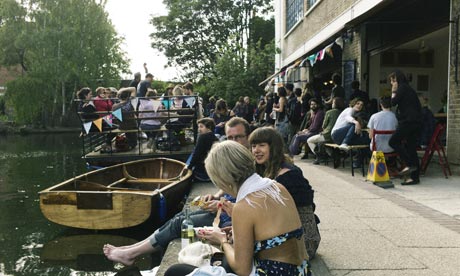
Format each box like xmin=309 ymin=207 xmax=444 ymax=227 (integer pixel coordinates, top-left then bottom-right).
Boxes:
xmin=152 ymin=100 xmax=162 ymax=112
xmin=103 ymin=114 xmax=113 ymax=126
xmin=83 ymin=122 xmax=92 ymax=134
xmin=112 ymin=108 xmax=123 ymax=121
xmin=325 ymin=42 xmax=335 ymax=58
xmin=335 ymin=36 xmax=344 ymax=49
xmin=184 ymin=97 xmax=196 ymax=108
xmin=316 ymin=49 xmax=325 ymax=61
xmin=131 ymin=98 xmax=139 ymax=110
xmin=93 ymin=118 xmax=103 ymax=132
xmin=308 ymin=54 xmax=317 ymax=66
xmin=300 ymin=57 xmax=309 ymax=67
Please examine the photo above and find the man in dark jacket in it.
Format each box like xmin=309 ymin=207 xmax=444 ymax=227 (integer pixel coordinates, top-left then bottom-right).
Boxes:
xmin=388 ymin=70 xmax=423 ymax=185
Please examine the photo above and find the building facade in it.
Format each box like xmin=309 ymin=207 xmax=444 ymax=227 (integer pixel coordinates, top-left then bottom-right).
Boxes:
xmin=273 ymin=0 xmax=460 ymax=166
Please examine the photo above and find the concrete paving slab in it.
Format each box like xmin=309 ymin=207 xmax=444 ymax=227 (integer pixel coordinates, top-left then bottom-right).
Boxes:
xmin=334 ymin=269 xmax=435 ymax=276
xmin=319 ymin=229 xmax=425 ymax=270
xmin=336 ymin=198 xmax=417 ymax=218
xmin=360 ymin=217 xmax=460 ymax=247
xmin=316 ymin=206 xmax=370 ymax=231
xmin=406 ymin=248 xmax=460 ymax=276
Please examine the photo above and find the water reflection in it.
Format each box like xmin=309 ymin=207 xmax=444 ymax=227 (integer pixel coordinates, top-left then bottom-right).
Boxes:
xmin=0 ymin=134 xmax=159 ymax=275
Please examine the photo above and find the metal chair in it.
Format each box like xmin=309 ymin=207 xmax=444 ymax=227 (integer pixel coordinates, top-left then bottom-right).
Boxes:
xmin=418 ymin=123 xmax=452 ymax=178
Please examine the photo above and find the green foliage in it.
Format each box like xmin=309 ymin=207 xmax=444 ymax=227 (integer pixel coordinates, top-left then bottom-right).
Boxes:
xmin=204 ymin=39 xmax=278 ymax=106
xmin=151 ymin=0 xmax=272 ymax=80
xmin=0 ymin=0 xmax=129 ymax=125
xmin=5 ymin=77 xmax=51 ymax=126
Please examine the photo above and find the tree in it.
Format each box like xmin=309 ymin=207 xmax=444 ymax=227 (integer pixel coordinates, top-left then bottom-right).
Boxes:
xmin=1 ymin=0 xmax=129 ymax=126
xmin=150 ymin=0 xmax=272 ymax=80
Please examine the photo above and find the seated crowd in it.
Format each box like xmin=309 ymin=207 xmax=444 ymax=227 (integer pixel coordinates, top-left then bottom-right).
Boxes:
xmin=95 ymin=70 xmax=435 ymax=274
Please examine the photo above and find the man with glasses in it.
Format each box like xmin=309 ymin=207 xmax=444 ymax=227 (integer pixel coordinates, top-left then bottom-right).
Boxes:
xmin=224 ymin=117 xmax=250 ymax=148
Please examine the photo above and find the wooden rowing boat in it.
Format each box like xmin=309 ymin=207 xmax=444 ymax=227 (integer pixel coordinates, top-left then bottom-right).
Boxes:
xmin=39 ymin=158 xmax=192 ymax=230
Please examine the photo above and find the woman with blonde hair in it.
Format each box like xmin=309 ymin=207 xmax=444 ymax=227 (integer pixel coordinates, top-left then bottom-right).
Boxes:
xmin=165 ymin=141 xmax=310 ymax=275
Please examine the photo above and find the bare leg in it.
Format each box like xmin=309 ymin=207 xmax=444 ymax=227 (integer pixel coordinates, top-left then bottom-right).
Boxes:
xmin=106 ymin=232 xmax=155 ymax=250
xmin=103 ymin=239 xmax=157 ymax=266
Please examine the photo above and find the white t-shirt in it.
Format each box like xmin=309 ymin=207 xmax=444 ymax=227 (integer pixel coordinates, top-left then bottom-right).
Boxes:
xmin=367 ymin=110 xmax=398 ymax=153
xmin=331 ymin=107 xmax=355 ymax=134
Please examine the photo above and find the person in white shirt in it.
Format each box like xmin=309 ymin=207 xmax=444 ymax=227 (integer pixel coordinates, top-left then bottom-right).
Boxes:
xmin=367 ymin=97 xmax=398 ymax=153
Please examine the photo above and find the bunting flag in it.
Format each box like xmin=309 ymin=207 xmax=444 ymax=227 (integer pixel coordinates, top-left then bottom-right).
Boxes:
xmin=93 ymin=118 xmax=103 ymax=132
xmin=308 ymin=54 xmax=317 ymax=66
xmin=300 ymin=56 xmax=309 ymax=67
xmin=130 ymin=98 xmax=139 ymax=110
xmin=325 ymin=42 xmax=335 ymax=58
xmin=83 ymin=122 xmax=92 ymax=134
xmin=152 ymin=100 xmax=162 ymax=112
xmin=112 ymin=108 xmax=123 ymax=121
xmin=184 ymin=97 xmax=196 ymax=108
xmin=335 ymin=36 xmax=344 ymax=49
xmin=103 ymin=114 xmax=113 ymax=126
xmin=316 ymin=49 xmax=325 ymax=61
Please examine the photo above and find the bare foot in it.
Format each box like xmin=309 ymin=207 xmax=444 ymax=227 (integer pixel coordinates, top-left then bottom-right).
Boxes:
xmin=103 ymin=245 xmax=135 ymax=266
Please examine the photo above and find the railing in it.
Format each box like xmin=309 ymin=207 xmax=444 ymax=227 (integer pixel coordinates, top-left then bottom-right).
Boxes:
xmin=75 ymin=95 xmax=199 ymax=160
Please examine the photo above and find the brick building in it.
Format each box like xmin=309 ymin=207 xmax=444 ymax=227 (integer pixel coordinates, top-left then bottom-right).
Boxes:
xmin=270 ymin=0 xmax=460 ymax=166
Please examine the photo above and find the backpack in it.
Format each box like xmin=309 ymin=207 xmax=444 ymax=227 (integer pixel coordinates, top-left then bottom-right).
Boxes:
xmin=287 ymin=97 xmax=303 ymax=125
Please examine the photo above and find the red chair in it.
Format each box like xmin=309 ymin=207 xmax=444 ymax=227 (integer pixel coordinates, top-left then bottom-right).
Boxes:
xmin=371 ymin=130 xmax=402 ymax=177
xmin=418 ymin=123 xmax=452 ymax=178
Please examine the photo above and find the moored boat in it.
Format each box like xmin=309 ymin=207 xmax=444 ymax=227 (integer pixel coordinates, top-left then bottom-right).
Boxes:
xmin=39 ymin=158 xmax=192 ymax=230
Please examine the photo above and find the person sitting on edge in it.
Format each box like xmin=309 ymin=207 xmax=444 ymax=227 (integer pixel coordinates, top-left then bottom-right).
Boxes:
xmin=138 ymin=89 xmax=163 ymax=148
xmin=250 ymin=126 xmax=320 ymax=259
xmin=93 ymin=87 xmax=113 ymax=117
xmin=288 ymin=98 xmax=325 ymax=156
xmin=185 ymin=118 xmax=218 ymax=181
xmin=307 ymin=97 xmax=345 ymax=165
xmin=102 ymin=117 xmax=251 ymax=266
xmin=165 ymin=140 xmax=310 ymax=276
xmin=112 ymin=87 xmax=138 ymax=150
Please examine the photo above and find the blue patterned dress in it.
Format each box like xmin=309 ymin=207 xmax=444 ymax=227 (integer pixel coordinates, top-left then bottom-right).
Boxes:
xmin=253 ymin=227 xmax=311 ymax=276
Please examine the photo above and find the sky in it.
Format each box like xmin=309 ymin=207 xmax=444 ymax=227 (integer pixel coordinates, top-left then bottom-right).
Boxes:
xmin=105 ymin=0 xmax=182 ymax=82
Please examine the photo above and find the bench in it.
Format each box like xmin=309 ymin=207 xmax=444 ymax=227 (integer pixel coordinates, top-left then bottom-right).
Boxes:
xmin=324 ymin=143 xmax=369 ymax=176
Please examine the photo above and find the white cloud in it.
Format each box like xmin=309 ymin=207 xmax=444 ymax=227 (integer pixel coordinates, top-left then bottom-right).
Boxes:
xmin=105 ymin=0 xmax=182 ymax=82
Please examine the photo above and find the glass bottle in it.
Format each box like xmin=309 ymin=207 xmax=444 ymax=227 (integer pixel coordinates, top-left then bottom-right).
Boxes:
xmin=181 ymin=204 xmax=194 ymax=249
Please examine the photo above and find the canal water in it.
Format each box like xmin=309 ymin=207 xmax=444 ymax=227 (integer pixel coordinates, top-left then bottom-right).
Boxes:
xmin=0 ymin=133 xmax=159 ymax=276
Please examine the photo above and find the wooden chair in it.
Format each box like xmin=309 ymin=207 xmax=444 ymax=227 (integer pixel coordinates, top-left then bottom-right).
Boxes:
xmin=418 ymin=123 xmax=452 ymax=178
xmin=370 ymin=130 xmax=401 ymax=177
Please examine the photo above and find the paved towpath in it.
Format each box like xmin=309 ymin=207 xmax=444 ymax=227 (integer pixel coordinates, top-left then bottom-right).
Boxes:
xmin=297 ymin=157 xmax=460 ymax=276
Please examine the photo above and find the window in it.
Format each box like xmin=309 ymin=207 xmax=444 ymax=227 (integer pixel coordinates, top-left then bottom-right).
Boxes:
xmin=286 ymin=0 xmax=303 ymax=32
xmin=306 ymin=0 xmax=317 ymax=10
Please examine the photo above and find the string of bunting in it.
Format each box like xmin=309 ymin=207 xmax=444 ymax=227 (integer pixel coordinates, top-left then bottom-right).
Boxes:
xmin=82 ymin=108 xmax=123 ymax=134
xmin=81 ymin=97 xmax=195 ymax=134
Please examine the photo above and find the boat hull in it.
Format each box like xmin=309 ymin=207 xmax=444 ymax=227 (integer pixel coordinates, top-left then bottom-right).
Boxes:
xmin=39 ymin=158 xmax=192 ymax=230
